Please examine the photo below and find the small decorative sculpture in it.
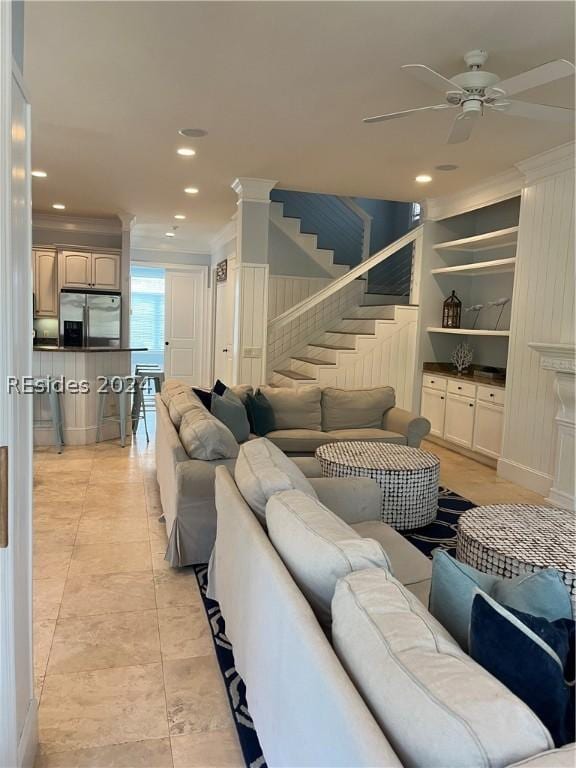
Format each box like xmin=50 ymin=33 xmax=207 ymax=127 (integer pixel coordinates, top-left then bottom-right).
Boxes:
xmin=442 ymin=290 xmax=462 ymax=329
xmin=487 ymin=297 xmax=511 ymax=330
xmin=451 ymin=342 xmax=473 ymax=374
xmin=464 ymin=304 xmax=484 ymax=329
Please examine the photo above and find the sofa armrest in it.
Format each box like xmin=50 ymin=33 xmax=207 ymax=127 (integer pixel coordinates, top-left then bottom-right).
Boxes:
xmin=382 ymin=407 xmax=431 ymax=448
xmin=291 ymin=457 xmax=323 ymax=478
xmin=308 ymin=477 xmax=382 ymax=524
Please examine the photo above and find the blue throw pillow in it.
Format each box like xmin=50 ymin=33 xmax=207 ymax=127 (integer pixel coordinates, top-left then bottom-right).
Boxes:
xmin=245 ymin=391 xmax=275 ymax=436
xmin=469 ymin=591 xmax=575 ymax=747
xmin=211 ymin=389 xmax=250 ymax=443
xmin=429 ymin=549 xmax=573 ymax=650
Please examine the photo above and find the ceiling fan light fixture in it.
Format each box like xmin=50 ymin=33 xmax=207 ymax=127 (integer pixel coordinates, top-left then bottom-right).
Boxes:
xmin=179 ymin=128 xmax=207 ymax=138
xmin=415 ymin=174 xmax=433 ymax=184
xmin=435 ymin=164 xmax=459 ymax=172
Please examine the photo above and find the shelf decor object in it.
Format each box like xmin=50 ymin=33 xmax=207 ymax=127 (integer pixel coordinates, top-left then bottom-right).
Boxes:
xmin=451 ymin=342 xmax=473 ymax=374
xmin=487 ymin=297 xmax=511 ymax=330
xmin=216 ymin=259 xmax=228 ymax=283
xmin=465 ymin=304 xmax=484 ymax=329
xmin=442 ymin=290 xmax=462 ymax=329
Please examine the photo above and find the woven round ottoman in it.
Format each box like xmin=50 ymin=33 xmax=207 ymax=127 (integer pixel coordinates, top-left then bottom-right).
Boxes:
xmin=456 ymin=504 xmax=576 ymax=603
xmin=315 ymin=441 xmax=440 ymax=530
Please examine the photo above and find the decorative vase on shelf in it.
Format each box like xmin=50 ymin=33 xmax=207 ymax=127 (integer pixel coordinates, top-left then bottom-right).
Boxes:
xmin=451 ymin=342 xmax=473 ymax=375
xmin=442 ymin=290 xmax=462 ymax=329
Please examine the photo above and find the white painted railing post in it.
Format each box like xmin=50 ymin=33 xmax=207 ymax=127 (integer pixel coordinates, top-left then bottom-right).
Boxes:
xmin=410 ymin=230 xmax=423 ymax=306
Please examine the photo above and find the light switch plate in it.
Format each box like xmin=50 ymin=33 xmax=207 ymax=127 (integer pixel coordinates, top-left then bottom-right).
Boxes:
xmin=243 ymin=347 xmax=262 ymax=358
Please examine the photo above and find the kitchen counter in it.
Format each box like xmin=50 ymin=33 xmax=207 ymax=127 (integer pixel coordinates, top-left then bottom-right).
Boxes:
xmin=33 ymin=346 xmax=147 ymax=352
xmin=423 ymin=362 xmax=506 ymax=388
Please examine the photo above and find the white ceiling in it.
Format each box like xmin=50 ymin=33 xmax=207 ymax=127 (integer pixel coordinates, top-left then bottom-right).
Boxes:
xmin=25 ymin=1 xmax=574 ymax=251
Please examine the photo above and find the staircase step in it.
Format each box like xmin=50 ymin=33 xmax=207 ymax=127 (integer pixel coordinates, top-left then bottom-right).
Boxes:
xmin=273 ymin=369 xmax=316 ymax=381
xmin=328 ymin=329 xmax=375 ymax=336
xmin=292 ymin=356 xmax=336 ymax=366
xmin=312 ymin=343 xmax=355 ymax=351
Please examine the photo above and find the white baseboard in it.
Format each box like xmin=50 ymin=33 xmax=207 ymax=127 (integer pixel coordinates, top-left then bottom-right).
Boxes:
xmin=497 ymin=457 xmax=552 ymax=496
xmin=17 ymin=699 xmax=38 ymax=768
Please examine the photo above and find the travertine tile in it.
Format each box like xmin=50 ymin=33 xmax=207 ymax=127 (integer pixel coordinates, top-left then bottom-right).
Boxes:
xmin=68 ymin=541 xmax=151 ymax=577
xmin=89 ymin=467 xmax=144 ymax=484
xmin=47 ymin=610 xmax=160 ymax=674
xmin=34 ymin=578 xmax=66 ymax=621
xmin=83 ymin=483 xmax=146 ymax=509
xmin=35 ymin=528 xmax=77 ymax=549
xmin=34 ymin=504 xmax=83 ymax=525
xmin=34 ymin=471 xmax=92 ymax=488
xmin=152 ymin=552 xmax=171 ymax=572
xmin=154 ymin=569 xmax=202 ymax=609
xmin=74 ymin=515 xmax=149 ymax=545
xmin=157 ymin=605 xmax=213 ymax=660
xmin=164 ymin=656 xmax=232 ymax=736
xmin=34 ymin=619 xmax=57 ymax=678
xmin=39 ymin=664 xmax=168 ymax=753
xmin=171 ymin=728 xmax=243 ymax=768
xmin=34 ymin=543 xmax=73 ymax=580
xmin=35 ymin=738 xmax=173 ymax=768
xmin=60 ymin=572 xmax=156 ymax=618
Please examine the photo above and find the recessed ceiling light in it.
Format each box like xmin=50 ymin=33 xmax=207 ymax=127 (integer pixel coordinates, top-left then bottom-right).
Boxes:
xmin=165 ymin=231 xmax=176 ymax=237
xmin=174 ymin=214 xmax=186 ymax=220
xmin=52 ymin=203 xmax=66 ymax=210
xmin=179 ymin=128 xmax=207 ymax=138
xmin=435 ymin=164 xmax=459 ymax=172
xmin=177 ymin=147 xmax=196 ymax=157
xmin=32 ymin=170 xmax=47 ymax=178
xmin=415 ymin=174 xmax=433 ymax=184
xmin=184 ymin=187 xmax=199 ymax=195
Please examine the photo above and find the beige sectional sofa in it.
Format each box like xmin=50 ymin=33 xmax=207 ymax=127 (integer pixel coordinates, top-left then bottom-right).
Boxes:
xmin=207 ymin=439 xmax=568 ymax=768
xmin=155 ymin=379 xmax=430 ymax=566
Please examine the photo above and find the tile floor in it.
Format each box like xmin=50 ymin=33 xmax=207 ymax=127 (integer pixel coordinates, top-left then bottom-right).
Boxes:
xmin=33 ymin=432 xmax=545 ymax=767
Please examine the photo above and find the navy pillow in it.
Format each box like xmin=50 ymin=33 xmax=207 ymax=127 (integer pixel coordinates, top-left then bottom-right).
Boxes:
xmin=245 ymin=391 xmax=275 ymax=436
xmin=192 ymin=387 xmax=212 ymax=410
xmin=469 ymin=591 xmax=575 ymax=747
xmin=212 ymin=379 xmax=227 ymax=397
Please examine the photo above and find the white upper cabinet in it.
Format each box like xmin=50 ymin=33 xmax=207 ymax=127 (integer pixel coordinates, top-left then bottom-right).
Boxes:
xmin=34 ymin=249 xmax=58 ymax=317
xmin=60 ymin=250 xmax=120 ymax=291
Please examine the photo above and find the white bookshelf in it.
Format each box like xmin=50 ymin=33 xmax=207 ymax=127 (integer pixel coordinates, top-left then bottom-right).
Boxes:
xmin=426 ymin=327 xmax=510 ymax=337
xmin=431 ymin=257 xmax=516 ymax=276
xmin=434 ymin=226 xmax=519 ymax=252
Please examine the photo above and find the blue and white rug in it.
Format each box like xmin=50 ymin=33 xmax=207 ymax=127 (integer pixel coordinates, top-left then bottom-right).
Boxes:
xmin=194 ymin=486 xmax=475 ymax=768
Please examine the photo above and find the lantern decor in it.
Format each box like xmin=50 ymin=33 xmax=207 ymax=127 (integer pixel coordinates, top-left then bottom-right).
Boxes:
xmin=442 ymin=290 xmax=462 ymax=329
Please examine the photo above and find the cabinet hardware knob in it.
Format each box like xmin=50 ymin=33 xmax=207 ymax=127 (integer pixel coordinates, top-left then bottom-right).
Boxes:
xmin=430 ymin=380 xmax=435 ymax=383
xmin=458 ymin=386 xmax=462 ymax=390
xmin=469 ymin=403 xmax=474 ymax=407
xmin=440 ymin=396 xmax=444 ymax=400
xmin=490 ymin=393 xmax=494 ymax=397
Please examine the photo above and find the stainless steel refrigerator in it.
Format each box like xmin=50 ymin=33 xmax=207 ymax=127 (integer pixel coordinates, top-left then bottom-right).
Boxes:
xmin=60 ymin=291 xmax=121 ymax=348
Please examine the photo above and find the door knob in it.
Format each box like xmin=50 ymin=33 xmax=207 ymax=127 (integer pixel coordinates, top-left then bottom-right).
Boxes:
xmin=165 ymin=341 xmax=169 ymax=346
xmin=222 ymin=348 xmax=229 ymax=353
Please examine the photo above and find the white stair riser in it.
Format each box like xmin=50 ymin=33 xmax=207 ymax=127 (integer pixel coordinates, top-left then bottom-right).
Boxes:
xmin=329 ymin=318 xmax=376 ymax=334
xmin=352 ymin=305 xmax=397 ymax=320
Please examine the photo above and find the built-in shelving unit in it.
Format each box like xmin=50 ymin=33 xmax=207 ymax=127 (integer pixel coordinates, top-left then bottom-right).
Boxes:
xmin=430 ymin=257 xmax=516 ymax=276
xmin=434 ymin=226 xmax=519 ymax=252
xmin=427 ymin=327 xmax=510 ymax=337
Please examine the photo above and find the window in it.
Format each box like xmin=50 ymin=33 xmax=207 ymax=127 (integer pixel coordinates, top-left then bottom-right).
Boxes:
xmin=130 ymin=266 xmax=165 ymax=372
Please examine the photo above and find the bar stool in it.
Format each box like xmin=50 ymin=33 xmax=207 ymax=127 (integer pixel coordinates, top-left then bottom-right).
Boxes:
xmin=33 ymin=378 xmax=64 ymax=453
xmin=96 ymin=376 xmax=133 ymax=448
xmin=131 ymin=365 xmax=165 ymax=437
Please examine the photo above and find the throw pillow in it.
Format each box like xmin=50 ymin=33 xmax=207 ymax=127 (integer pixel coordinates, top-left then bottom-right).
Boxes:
xmin=179 ymin=407 xmax=239 ymax=460
xmin=212 ymin=379 xmax=227 ymax=396
xmin=192 ymin=387 xmax=212 ymax=410
xmin=321 ymin=386 xmax=395 ymax=431
xmin=245 ymin=391 xmax=275 ymax=436
xmin=469 ymin=591 xmax=575 ymax=747
xmin=168 ymin=390 xmax=204 ymax=429
xmin=211 ymin=389 xmax=250 ymax=443
xmin=429 ymin=549 xmax=573 ymax=650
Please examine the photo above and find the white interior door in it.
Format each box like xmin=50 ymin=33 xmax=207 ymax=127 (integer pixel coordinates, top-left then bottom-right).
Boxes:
xmin=0 ymin=32 xmax=36 ymax=768
xmin=213 ymin=277 xmax=234 ymax=383
xmin=164 ymin=268 xmax=209 ymax=387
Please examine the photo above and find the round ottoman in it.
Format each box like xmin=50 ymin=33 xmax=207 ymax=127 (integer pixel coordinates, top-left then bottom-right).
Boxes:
xmin=315 ymin=441 xmax=440 ymax=530
xmin=456 ymin=504 xmax=576 ymax=603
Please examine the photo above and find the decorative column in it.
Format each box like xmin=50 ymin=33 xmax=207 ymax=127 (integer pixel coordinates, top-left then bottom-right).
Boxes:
xmin=118 ymin=213 xmax=135 ymax=347
xmin=529 ymin=343 xmax=576 ymax=510
xmin=230 ymin=178 xmax=277 ymax=386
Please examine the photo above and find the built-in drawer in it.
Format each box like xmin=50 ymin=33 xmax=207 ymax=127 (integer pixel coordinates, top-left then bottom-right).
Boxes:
xmin=422 ymin=374 xmax=447 ymax=392
xmin=447 ymin=379 xmax=476 ymax=398
xmin=477 ymin=385 xmax=505 ymax=406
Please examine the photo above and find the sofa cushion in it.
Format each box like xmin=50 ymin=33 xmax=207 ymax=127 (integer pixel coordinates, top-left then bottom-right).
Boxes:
xmin=332 ymin=569 xmax=553 ymax=768
xmin=322 ymin=387 xmax=395 ymax=431
xmin=229 ymin=384 xmax=253 ymax=404
xmin=234 ymin=438 xmax=317 ymax=524
xmin=508 ymin=745 xmax=576 ymax=768
xmin=168 ymin=390 xmax=204 ymax=429
xmin=266 ymin=429 xmax=335 ymax=453
xmin=260 ymin=385 xmax=322 ymax=431
xmin=245 ymin=391 xmax=276 ymax=436
xmin=211 ymin=389 xmax=250 ymax=443
xmin=266 ymin=490 xmax=391 ymax=629
xmin=160 ymin=380 xmax=190 ymax=408
xmin=326 ymin=428 xmax=406 ymax=445
xmin=179 ymin=407 xmax=239 ymax=461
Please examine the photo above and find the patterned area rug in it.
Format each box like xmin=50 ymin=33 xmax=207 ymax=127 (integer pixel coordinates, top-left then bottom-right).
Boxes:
xmin=194 ymin=486 xmax=475 ymax=768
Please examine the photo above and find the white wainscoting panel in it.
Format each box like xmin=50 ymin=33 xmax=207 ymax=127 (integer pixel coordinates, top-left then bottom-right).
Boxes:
xmin=236 ymin=263 xmax=269 ymax=386
xmin=499 ymin=167 xmax=575 ymax=493
xmin=268 ymin=276 xmax=332 ymax=320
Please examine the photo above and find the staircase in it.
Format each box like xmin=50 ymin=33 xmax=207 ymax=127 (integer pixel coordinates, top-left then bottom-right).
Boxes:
xmin=270 ymin=302 xmax=418 ymax=410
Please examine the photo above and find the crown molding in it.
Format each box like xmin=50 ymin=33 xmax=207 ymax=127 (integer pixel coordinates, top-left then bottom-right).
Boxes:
xmin=211 ymin=218 xmax=237 ymax=252
xmin=32 ymin=213 xmax=121 ymax=235
xmin=515 ymin=142 xmax=575 ymax=185
xmin=231 ymin=177 xmax=278 ymax=203
xmin=131 ymin=245 xmax=210 ymax=258
xmin=424 ymin=168 xmax=523 ymax=221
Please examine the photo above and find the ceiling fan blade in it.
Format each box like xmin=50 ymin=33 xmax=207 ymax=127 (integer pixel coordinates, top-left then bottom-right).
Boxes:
xmin=363 ymin=104 xmax=453 ymax=123
xmin=401 ymin=64 xmax=464 ymax=93
xmin=446 ymin=113 xmax=478 ymax=144
xmin=488 ymin=59 xmax=575 ymax=97
xmin=490 ymin=100 xmax=574 ymax=122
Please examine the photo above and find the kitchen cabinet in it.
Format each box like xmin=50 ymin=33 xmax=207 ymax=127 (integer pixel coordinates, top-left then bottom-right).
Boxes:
xmin=420 ymin=387 xmax=446 ymax=437
xmin=33 ymin=249 xmax=58 ymax=317
xmin=473 ymin=400 xmax=504 ymax=459
xmin=60 ymin=250 xmax=120 ymax=291
xmin=444 ymin=393 xmax=475 ymax=448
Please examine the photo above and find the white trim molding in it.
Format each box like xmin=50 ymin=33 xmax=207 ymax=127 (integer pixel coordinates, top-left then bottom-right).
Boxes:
xmin=231 ymin=177 xmax=277 ymax=203
xmin=516 ymin=142 xmax=575 ymax=185
xmin=497 ymin=458 xmax=553 ymax=497
xmin=32 ymin=213 xmax=121 ymax=235
xmin=424 ymin=168 xmax=523 ymax=221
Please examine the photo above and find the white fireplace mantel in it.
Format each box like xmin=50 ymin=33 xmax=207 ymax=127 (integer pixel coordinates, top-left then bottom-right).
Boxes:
xmin=529 ymin=342 xmax=576 ymax=510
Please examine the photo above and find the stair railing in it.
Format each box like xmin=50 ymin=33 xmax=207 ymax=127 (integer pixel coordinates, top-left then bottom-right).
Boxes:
xmin=268 ymin=224 xmax=423 ymax=334
xmin=340 ymin=197 xmax=372 ymax=261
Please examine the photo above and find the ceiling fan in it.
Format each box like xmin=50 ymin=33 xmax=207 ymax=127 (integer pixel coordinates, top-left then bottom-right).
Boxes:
xmin=363 ymin=50 xmax=575 ymax=144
